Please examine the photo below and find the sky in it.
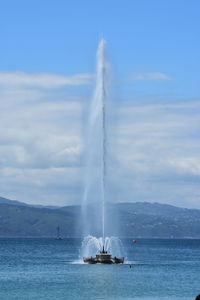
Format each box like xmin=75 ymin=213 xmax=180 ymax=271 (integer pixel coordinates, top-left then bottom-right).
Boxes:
xmin=0 ymin=0 xmax=200 ymax=208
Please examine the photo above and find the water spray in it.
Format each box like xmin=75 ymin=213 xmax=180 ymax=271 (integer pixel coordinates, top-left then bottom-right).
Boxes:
xmin=98 ymin=39 xmax=107 ymax=247
xmin=81 ymin=39 xmax=124 ymax=263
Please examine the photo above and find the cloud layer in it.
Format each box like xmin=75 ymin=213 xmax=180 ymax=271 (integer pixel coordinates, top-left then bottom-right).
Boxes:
xmin=109 ymin=99 xmax=200 ymax=208
xmin=0 ymin=71 xmax=86 ymax=205
xmin=0 ymin=70 xmax=200 ymax=208
xmin=0 ymin=71 xmax=93 ymax=89
xmin=131 ymin=72 xmax=171 ymax=81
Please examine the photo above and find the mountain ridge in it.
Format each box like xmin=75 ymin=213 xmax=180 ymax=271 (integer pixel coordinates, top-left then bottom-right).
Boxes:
xmin=0 ymin=196 xmax=200 ymax=238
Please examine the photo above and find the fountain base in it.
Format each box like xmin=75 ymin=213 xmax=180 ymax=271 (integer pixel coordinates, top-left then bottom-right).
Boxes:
xmin=83 ymin=246 xmax=124 ymax=264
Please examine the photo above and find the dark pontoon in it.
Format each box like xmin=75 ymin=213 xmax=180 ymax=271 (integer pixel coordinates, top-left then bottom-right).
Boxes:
xmin=83 ymin=246 xmax=124 ymax=264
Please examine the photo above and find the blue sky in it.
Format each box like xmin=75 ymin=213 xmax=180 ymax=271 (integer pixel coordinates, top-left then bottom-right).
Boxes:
xmin=1 ymin=1 xmax=200 ymax=87
xmin=1 ymin=0 xmax=199 ymax=98
xmin=0 ymin=0 xmax=200 ymax=208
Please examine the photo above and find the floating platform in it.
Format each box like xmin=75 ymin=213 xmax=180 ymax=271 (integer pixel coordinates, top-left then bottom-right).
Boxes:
xmin=83 ymin=246 xmax=124 ymax=264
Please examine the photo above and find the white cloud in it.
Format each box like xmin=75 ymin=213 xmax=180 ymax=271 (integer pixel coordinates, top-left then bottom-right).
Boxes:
xmin=168 ymin=157 xmax=200 ymax=175
xmin=131 ymin=72 xmax=171 ymax=81
xmin=0 ymin=71 xmax=85 ymax=205
xmin=0 ymin=71 xmax=93 ymax=89
xmin=106 ymin=98 xmax=200 ymax=208
xmin=0 ymin=166 xmax=81 ymax=206
xmin=0 ymin=69 xmax=200 ymax=208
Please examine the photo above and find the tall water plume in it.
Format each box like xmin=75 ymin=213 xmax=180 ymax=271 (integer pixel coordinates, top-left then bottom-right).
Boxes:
xmin=82 ymin=39 xmax=107 ymax=239
xmin=81 ymin=39 xmax=124 ymax=257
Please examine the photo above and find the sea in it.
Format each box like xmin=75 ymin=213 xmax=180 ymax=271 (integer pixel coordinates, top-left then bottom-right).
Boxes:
xmin=0 ymin=238 xmax=199 ymax=300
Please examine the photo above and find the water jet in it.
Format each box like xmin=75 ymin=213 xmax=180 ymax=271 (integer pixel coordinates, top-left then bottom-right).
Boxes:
xmin=82 ymin=39 xmax=124 ymax=264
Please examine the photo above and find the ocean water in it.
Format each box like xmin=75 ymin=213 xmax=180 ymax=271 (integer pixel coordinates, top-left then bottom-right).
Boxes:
xmin=0 ymin=238 xmax=199 ymax=299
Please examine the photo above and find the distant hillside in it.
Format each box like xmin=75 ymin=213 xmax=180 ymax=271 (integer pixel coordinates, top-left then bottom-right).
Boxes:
xmin=0 ymin=197 xmax=59 ymax=209
xmin=0 ymin=196 xmax=28 ymax=207
xmin=117 ymin=202 xmax=200 ymax=238
xmin=0 ymin=202 xmax=80 ymax=237
xmin=0 ymin=197 xmax=200 ymax=238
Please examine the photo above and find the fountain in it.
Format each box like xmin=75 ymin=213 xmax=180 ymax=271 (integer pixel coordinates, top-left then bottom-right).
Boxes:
xmin=82 ymin=236 xmax=124 ymax=264
xmin=81 ymin=39 xmax=124 ymax=264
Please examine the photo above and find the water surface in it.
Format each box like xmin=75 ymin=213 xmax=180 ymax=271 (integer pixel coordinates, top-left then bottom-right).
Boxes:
xmin=0 ymin=238 xmax=199 ymax=299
